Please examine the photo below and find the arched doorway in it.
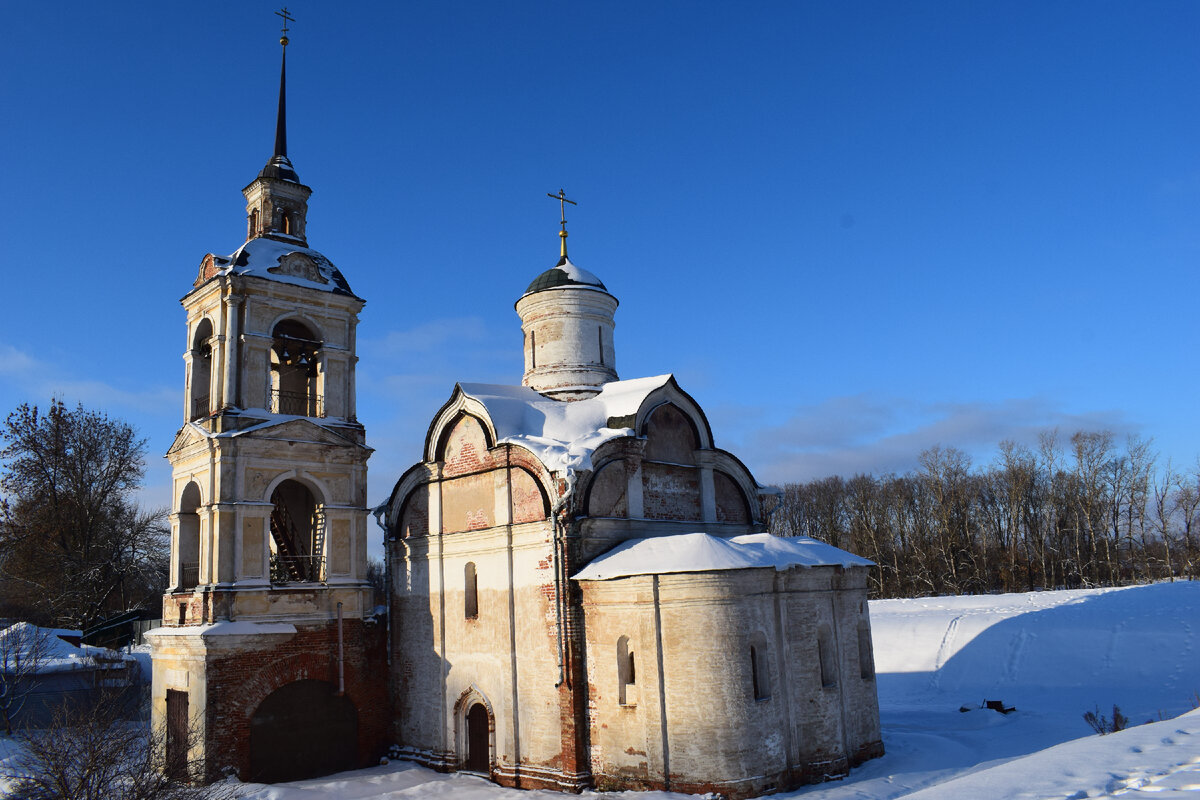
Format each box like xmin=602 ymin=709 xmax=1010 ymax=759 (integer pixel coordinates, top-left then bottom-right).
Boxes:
xmin=248 ymin=679 xmax=356 ymax=783
xmin=465 ymin=702 xmax=490 ymax=773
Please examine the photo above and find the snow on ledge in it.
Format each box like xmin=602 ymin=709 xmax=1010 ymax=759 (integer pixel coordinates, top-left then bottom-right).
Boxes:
xmin=144 ymin=621 xmax=297 ymax=638
xmin=573 ymin=531 xmax=874 ymax=581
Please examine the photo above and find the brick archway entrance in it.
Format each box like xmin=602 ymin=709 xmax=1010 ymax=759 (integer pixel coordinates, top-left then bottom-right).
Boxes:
xmin=248 ymin=679 xmax=357 ymax=783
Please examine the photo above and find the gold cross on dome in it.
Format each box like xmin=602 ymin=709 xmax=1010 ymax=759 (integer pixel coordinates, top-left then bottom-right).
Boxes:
xmin=547 ymin=189 xmax=577 ymax=258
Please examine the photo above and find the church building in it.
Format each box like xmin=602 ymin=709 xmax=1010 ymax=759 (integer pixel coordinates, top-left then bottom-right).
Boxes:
xmin=150 ymin=19 xmax=883 ymax=800
xmin=381 ymin=205 xmax=884 ymax=798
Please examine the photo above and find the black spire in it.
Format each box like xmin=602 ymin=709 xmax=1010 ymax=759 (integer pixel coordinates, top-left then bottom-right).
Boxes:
xmin=274 ymin=47 xmax=288 ymax=159
xmin=258 ymin=10 xmax=299 ymax=183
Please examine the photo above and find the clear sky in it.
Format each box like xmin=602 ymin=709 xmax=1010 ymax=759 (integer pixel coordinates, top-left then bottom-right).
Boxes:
xmin=2 ymin=2 xmax=1198 ymax=526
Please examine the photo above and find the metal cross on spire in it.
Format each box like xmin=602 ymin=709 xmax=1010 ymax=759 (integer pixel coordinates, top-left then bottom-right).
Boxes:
xmin=276 ymin=7 xmax=294 ymax=46
xmin=547 ymin=189 xmax=577 ymax=259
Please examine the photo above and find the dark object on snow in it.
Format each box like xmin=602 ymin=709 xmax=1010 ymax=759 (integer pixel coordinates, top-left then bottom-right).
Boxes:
xmin=960 ymin=699 xmax=1016 ymax=713
xmin=1083 ymin=704 xmax=1128 ymax=735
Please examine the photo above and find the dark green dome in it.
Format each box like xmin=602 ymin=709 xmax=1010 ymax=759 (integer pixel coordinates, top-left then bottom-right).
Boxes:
xmin=524 ymin=257 xmax=607 ymax=295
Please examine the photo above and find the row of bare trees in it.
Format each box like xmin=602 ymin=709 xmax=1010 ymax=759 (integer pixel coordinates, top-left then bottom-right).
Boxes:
xmin=770 ymin=431 xmax=1200 ymax=598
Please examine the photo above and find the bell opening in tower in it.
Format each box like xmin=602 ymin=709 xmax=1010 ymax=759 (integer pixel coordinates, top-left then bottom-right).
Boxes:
xmin=270 ymin=319 xmax=323 ymax=417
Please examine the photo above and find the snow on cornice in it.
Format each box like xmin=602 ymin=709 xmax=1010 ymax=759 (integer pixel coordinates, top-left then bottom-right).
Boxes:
xmin=180 ymin=412 xmax=365 ymax=446
xmin=457 ymin=375 xmax=673 ymax=473
xmin=573 ymin=531 xmax=874 ymax=581
xmin=144 ymin=621 xmax=297 ymax=637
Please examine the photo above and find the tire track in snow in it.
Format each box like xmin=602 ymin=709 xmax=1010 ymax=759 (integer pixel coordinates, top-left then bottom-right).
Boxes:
xmin=928 ymin=615 xmax=962 ymax=691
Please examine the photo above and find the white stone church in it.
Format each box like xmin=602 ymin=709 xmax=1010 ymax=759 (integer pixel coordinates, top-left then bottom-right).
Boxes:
xmin=149 ymin=25 xmax=882 ymax=800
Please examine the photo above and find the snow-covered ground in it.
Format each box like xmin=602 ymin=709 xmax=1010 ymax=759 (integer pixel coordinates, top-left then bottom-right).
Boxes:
xmin=3 ymin=583 xmax=1197 ymax=799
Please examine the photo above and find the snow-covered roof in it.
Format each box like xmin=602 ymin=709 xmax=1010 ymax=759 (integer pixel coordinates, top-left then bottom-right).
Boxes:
xmin=573 ymin=531 xmax=874 ymax=581
xmin=457 ymin=375 xmax=673 ymax=472
xmin=0 ymin=622 xmax=135 ymax=675
xmin=522 ymin=257 xmax=609 ymax=297
xmin=209 ymin=236 xmax=356 ymax=297
xmin=144 ymin=621 xmax=297 ymax=638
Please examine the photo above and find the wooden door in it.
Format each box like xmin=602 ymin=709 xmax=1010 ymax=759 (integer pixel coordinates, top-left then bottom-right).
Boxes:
xmin=465 ymin=703 xmax=489 ymax=773
xmin=165 ymin=689 xmax=188 ymax=780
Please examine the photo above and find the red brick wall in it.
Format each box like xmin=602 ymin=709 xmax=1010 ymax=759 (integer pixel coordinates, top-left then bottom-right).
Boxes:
xmin=201 ymin=619 xmax=388 ymax=782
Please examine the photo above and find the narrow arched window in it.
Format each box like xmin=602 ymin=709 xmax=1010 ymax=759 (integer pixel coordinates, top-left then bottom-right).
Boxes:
xmin=189 ymin=319 xmax=214 ymax=421
xmin=530 ymin=330 xmax=537 ymax=369
xmin=598 ymin=326 xmax=604 ymax=366
xmin=617 ymin=636 xmax=635 ymax=706
xmin=282 ymin=213 xmax=292 ymax=235
xmin=464 ymin=562 xmax=478 ymax=619
xmin=818 ymin=625 xmax=837 ymax=687
xmin=858 ymin=621 xmax=874 ymax=680
xmin=249 ymin=208 xmax=259 ymax=238
xmin=750 ymin=633 xmax=771 ymax=700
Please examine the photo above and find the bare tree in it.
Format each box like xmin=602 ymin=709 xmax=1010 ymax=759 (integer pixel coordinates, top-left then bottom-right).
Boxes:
xmin=0 ymin=623 xmax=53 ymax=735
xmin=1 ymin=669 xmax=235 ymax=800
xmin=1175 ymin=463 xmax=1200 ymax=579
xmin=0 ymin=400 xmax=168 ymax=629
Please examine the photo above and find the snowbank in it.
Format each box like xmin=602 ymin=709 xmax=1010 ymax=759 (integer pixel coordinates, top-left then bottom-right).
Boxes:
xmin=226 ymin=582 xmax=1200 ymax=800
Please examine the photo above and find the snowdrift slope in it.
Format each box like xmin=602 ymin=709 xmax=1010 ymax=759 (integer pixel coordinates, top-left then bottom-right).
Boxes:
xmin=4 ymin=583 xmax=1197 ymax=799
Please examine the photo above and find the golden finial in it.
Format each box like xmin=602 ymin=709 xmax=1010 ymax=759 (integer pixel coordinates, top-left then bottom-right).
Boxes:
xmin=276 ymin=7 xmax=294 ymax=46
xmin=547 ymin=189 xmax=577 ymax=259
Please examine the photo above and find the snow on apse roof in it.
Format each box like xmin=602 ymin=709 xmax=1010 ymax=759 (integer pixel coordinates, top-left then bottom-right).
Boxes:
xmin=210 ymin=237 xmax=356 ymax=296
xmin=573 ymin=532 xmax=874 ymax=581
xmin=457 ymin=374 xmax=673 ymax=472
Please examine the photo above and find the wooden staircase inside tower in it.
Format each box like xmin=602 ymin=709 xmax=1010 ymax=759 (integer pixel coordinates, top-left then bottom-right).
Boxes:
xmin=270 ymin=499 xmax=310 ymax=582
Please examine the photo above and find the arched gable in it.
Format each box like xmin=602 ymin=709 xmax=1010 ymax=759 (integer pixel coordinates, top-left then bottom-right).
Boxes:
xmin=642 ymin=402 xmax=700 ymax=464
xmin=585 ymin=458 xmax=629 ymax=518
xmin=436 ymin=412 xmax=493 ymax=474
xmin=633 ymin=378 xmax=714 ymax=451
xmin=714 ymin=469 xmax=751 ymax=524
xmin=424 ymin=386 xmax=498 ymax=464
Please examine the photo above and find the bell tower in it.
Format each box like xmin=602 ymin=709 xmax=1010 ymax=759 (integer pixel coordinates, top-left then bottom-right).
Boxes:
xmin=148 ymin=13 xmax=386 ymax=784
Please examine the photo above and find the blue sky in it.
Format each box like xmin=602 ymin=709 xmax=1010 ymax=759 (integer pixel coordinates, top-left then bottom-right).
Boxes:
xmin=2 ymin=1 xmax=1199 ymax=522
